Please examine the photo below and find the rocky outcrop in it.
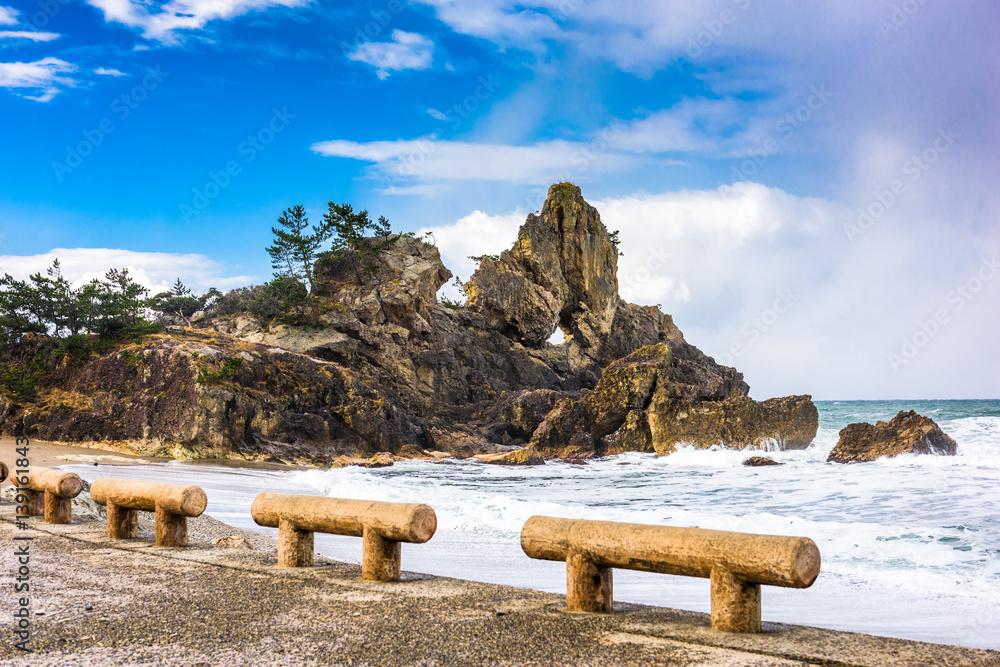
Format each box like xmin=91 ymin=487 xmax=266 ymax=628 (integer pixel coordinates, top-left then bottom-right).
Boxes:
xmin=827 ymin=410 xmax=957 ymax=463
xmin=0 ymin=183 xmax=818 ymax=464
xmin=465 ymin=183 xmax=673 ymax=380
xmin=0 ymin=334 xmax=428 ymax=465
xmin=528 ymin=344 xmax=816 ymax=458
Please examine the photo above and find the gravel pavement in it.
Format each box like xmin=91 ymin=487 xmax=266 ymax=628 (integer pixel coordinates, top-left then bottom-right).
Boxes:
xmin=1 ymin=496 xmax=997 ymax=666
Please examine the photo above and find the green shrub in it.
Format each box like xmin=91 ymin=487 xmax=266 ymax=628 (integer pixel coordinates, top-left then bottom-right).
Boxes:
xmin=196 ymin=356 xmax=244 ymax=384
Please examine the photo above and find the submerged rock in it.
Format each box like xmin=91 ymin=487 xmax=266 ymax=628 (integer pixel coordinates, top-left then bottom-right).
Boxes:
xmin=476 ymin=447 xmax=546 ymax=466
xmin=743 ymin=456 xmax=784 ymax=467
xmin=827 ymin=410 xmax=957 ymax=463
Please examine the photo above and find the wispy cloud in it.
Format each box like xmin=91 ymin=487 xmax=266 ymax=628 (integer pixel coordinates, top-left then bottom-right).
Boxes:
xmin=310 ymin=96 xmax=775 ymax=187
xmin=311 ymin=136 xmax=637 ymax=184
xmin=0 ymin=30 xmax=60 ymax=42
xmin=0 ymin=57 xmax=76 ymax=102
xmin=415 ymin=0 xmax=560 ymax=50
xmin=94 ymin=67 xmax=125 ymax=76
xmin=347 ymin=30 xmax=434 ymax=80
xmin=0 ymin=5 xmax=17 ymax=26
xmin=86 ymin=0 xmax=308 ymax=44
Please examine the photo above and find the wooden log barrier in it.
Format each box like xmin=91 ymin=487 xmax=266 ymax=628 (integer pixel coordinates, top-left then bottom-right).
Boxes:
xmin=520 ymin=516 xmax=820 ymax=632
xmin=90 ymin=479 xmax=207 ymax=547
xmin=251 ymin=493 xmax=437 ymax=581
xmin=22 ymin=468 xmax=84 ymax=524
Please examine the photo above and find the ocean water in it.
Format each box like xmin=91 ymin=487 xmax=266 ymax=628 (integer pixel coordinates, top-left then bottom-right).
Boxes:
xmin=65 ymin=399 xmax=1000 ymax=649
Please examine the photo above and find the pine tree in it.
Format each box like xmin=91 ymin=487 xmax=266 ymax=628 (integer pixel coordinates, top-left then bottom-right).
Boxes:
xmin=322 ymin=202 xmax=400 ymax=285
xmin=267 ymin=205 xmax=330 ymax=294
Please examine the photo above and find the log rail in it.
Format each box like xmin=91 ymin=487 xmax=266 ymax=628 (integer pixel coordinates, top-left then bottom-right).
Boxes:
xmin=521 ymin=515 xmax=821 ymax=632
xmin=251 ymin=493 xmax=437 ymax=581
xmin=91 ymin=479 xmax=208 ymax=547
xmin=20 ymin=468 xmax=84 ymax=524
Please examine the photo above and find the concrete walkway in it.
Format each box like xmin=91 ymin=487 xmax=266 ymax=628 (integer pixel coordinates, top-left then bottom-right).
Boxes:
xmin=1 ymin=504 xmax=997 ymax=666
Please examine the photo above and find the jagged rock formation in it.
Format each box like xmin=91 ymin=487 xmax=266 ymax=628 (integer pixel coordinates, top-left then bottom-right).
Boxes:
xmin=0 ymin=183 xmax=818 ymax=464
xmin=827 ymin=410 xmax=956 ymax=463
xmin=526 ymin=343 xmax=816 ymax=459
xmin=465 ymin=183 xmax=674 ymax=382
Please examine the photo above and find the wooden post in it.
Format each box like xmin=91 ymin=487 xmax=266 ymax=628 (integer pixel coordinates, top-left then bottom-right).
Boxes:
xmin=520 ymin=515 xmax=819 ymax=633
xmin=44 ymin=492 xmax=73 ymax=524
xmin=710 ymin=565 xmax=762 ymax=632
xmin=566 ymin=552 xmax=612 ymax=612
xmin=277 ymin=518 xmax=314 ymax=567
xmin=22 ymin=469 xmax=83 ymax=523
xmin=362 ymin=525 xmax=401 ymax=581
xmin=90 ymin=479 xmax=207 ymax=548
xmin=155 ymin=505 xmax=188 ymax=547
xmin=107 ymin=500 xmax=139 ymax=539
xmin=251 ymin=493 xmax=437 ymax=580
xmin=24 ymin=489 xmax=44 ymax=516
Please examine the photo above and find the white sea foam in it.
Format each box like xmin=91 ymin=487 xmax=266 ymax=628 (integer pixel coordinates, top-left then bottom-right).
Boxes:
xmin=63 ymin=400 xmax=1000 ymax=649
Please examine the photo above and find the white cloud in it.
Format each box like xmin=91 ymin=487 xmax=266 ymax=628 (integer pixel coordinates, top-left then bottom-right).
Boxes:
xmin=0 ymin=6 xmax=17 ymax=26
xmin=312 ymin=97 xmax=780 ymax=189
xmin=423 ymin=182 xmax=845 ymax=310
xmin=416 ymin=0 xmax=561 ymax=49
xmin=593 ymin=183 xmax=847 ymax=307
xmin=418 ymin=209 xmax=526 ymax=300
xmin=312 ymin=136 xmax=638 ymax=185
xmin=415 ymin=183 xmax=997 ymax=399
xmin=0 ymin=31 xmax=60 ymax=42
xmin=347 ymin=30 xmax=434 ymax=80
xmin=86 ymin=0 xmax=308 ymax=43
xmin=0 ymin=248 xmax=254 ymax=294
xmin=0 ymin=57 xmax=76 ymax=102
xmin=94 ymin=67 xmax=125 ymax=76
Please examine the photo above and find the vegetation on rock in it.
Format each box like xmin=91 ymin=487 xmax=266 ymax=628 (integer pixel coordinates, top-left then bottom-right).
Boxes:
xmin=0 ymin=184 xmax=823 ymax=465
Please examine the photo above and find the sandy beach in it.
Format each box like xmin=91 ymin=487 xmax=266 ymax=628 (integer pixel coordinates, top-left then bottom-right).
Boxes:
xmin=0 ymin=438 xmax=162 ymax=473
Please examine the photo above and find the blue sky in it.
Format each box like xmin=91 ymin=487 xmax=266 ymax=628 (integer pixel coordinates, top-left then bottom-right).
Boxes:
xmin=1 ymin=1 xmax=997 ymax=400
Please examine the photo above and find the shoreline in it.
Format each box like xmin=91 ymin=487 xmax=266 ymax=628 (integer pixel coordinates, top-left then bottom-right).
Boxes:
xmin=4 ymin=433 xmax=998 ymax=653
xmin=0 ymin=437 xmax=308 ymax=482
xmin=2 ymin=502 xmax=997 ymax=666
